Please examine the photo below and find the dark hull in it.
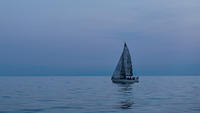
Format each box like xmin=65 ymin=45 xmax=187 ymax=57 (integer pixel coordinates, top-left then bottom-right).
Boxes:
xmin=112 ymin=78 xmax=139 ymax=84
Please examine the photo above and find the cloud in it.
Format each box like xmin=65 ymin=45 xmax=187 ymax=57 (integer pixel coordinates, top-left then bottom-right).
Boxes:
xmin=0 ymin=0 xmax=200 ymax=75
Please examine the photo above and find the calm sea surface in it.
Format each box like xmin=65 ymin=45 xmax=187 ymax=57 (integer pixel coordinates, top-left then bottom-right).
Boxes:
xmin=0 ymin=76 xmax=199 ymax=113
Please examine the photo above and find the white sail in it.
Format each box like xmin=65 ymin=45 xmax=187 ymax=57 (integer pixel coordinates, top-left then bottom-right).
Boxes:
xmin=112 ymin=43 xmax=133 ymax=79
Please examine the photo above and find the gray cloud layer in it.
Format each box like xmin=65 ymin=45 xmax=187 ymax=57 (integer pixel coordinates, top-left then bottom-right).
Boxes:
xmin=0 ymin=0 xmax=200 ymax=75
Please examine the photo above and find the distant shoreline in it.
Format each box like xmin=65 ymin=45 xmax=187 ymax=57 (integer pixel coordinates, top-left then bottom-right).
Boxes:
xmin=0 ymin=75 xmax=199 ymax=77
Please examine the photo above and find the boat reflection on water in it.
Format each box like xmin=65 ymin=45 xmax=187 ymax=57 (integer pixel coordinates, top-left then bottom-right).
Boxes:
xmin=116 ymin=84 xmax=135 ymax=109
xmin=120 ymin=99 xmax=134 ymax=109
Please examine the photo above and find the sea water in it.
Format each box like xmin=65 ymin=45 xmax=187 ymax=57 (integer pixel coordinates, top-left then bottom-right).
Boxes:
xmin=0 ymin=76 xmax=199 ymax=113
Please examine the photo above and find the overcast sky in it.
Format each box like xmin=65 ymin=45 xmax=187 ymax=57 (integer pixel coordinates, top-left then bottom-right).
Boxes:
xmin=0 ymin=0 xmax=200 ymax=76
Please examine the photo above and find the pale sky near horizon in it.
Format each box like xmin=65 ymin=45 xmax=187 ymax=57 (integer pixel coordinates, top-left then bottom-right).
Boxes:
xmin=0 ymin=0 xmax=200 ymax=76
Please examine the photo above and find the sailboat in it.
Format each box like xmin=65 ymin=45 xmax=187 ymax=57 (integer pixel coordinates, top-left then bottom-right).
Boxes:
xmin=111 ymin=43 xmax=139 ymax=84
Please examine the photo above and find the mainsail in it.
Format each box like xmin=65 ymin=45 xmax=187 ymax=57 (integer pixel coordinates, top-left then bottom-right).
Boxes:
xmin=112 ymin=43 xmax=133 ymax=79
